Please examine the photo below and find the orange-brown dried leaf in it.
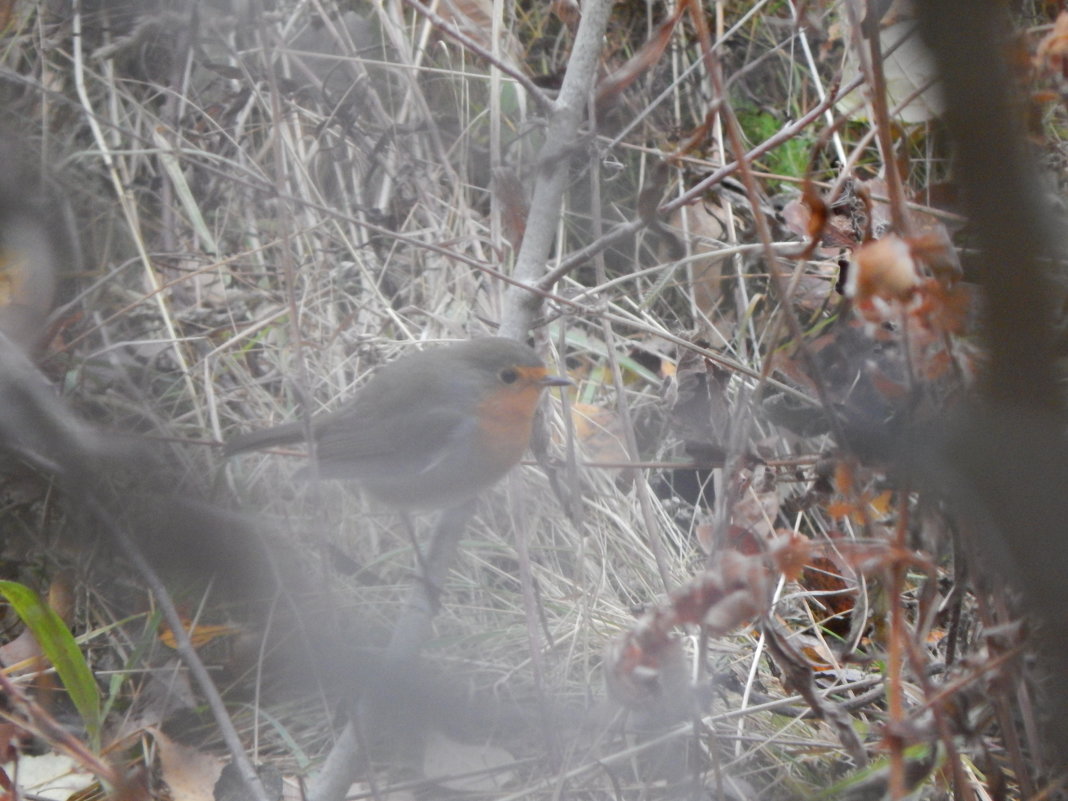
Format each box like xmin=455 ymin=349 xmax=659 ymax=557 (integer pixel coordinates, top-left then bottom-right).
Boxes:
xmin=798 ymin=641 xmax=835 ymax=670
xmin=551 ymin=0 xmax=580 ymax=27
xmin=870 ymin=368 xmax=908 ymax=400
xmin=724 ymin=525 xmax=763 ymax=556
xmin=868 ymin=490 xmax=893 ymax=517
xmin=834 ymin=461 xmax=856 ymax=496
xmin=825 ymin=500 xmax=855 ymax=519
xmin=41 ymin=309 xmax=85 ymax=356
xmin=608 ymin=549 xmax=777 ymax=708
xmin=159 ymin=619 xmax=239 ymax=650
xmin=0 ymin=0 xmax=14 ymax=31
xmin=801 ymin=556 xmax=856 ymax=623
xmin=908 ymin=228 xmax=961 ymax=286
xmin=493 ymin=169 xmax=527 ymax=254
xmin=918 ymin=278 xmax=979 ymax=336
xmin=920 ymin=349 xmax=953 ymax=382
xmin=802 ymin=189 xmax=831 ymax=251
xmin=1035 ymin=10 xmax=1068 ymax=79
xmin=570 ymin=403 xmax=628 ymax=465
xmin=595 ymin=6 xmax=684 ymax=110
xmin=826 ymin=492 xmax=892 ymax=524
xmin=771 ymin=531 xmax=815 ymax=582
xmin=46 ymin=572 xmax=75 ymax=627
xmin=847 ymin=234 xmax=920 ymax=304
xmin=675 ymin=553 xmax=770 ymax=634
xmin=670 ymin=113 xmax=715 ymax=161
xmin=0 ymin=723 xmax=16 ymax=765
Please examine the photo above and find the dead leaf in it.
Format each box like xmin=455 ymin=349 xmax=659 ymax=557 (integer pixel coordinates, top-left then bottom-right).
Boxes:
xmin=551 ymin=0 xmax=580 ymax=27
xmin=0 ymin=0 xmax=16 ymax=30
xmin=731 ymin=467 xmax=780 ymax=542
xmin=493 ymin=169 xmax=527 ymax=254
xmin=0 ymin=204 xmax=58 ymax=350
xmin=595 ymin=6 xmax=684 ymax=112
xmin=159 ymin=619 xmax=239 ymax=650
xmin=0 ymin=627 xmax=43 ymax=672
xmin=47 ymin=572 xmax=75 ymax=627
xmin=570 ymin=403 xmax=628 ymax=466
xmin=152 ymin=729 xmax=224 ymax=801
xmin=2 ymin=752 xmax=94 ymax=800
xmin=667 ymin=202 xmax=726 ymax=314
xmin=801 ymin=555 xmax=857 ymax=636
xmin=846 ymin=234 xmax=920 ymax=305
xmin=1036 ymin=10 xmax=1068 ymax=79
xmin=423 ymin=730 xmax=515 ymax=792
xmin=839 ymin=19 xmax=944 ymax=123
xmin=0 ymin=573 xmax=79 ymax=673
xmin=438 ymin=0 xmax=521 ymax=64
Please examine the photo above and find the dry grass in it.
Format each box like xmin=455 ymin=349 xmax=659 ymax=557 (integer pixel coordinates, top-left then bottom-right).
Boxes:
xmin=0 ymin=0 xmax=1063 ymax=799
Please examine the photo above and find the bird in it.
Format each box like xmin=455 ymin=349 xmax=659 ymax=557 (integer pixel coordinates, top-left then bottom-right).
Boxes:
xmin=224 ymin=337 xmax=571 ymax=509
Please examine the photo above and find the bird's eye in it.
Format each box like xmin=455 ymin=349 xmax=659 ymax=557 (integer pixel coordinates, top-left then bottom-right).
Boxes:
xmin=499 ymin=368 xmax=519 ymax=384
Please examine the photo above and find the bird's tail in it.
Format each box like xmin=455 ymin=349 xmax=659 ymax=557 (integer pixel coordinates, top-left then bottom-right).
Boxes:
xmin=223 ymin=420 xmax=309 ymax=456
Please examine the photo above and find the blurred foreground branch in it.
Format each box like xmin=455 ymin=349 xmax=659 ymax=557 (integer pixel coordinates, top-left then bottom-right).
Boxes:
xmin=917 ymin=0 xmax=1068 ymax=772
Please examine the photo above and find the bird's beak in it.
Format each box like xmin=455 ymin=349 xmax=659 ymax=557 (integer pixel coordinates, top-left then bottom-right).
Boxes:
xmin=539 ymin=374 xmax=573 ymax=388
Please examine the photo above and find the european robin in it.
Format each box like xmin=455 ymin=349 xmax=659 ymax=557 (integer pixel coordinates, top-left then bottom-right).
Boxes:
xmin=224 ymin=337 xmax=571 ymax=508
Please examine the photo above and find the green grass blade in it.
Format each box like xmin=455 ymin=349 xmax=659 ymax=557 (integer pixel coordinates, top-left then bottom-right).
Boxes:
xmin=0 ymin=580 xmax=101 ymax=745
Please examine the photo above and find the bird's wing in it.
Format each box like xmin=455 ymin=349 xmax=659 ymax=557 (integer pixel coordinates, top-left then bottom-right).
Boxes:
xmin=312 ymin=406 xmax=476 ymax=480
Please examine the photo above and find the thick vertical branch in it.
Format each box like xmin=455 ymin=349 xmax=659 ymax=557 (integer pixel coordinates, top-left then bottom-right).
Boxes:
xmin=498 ymin=0 xmax=614 ymax=340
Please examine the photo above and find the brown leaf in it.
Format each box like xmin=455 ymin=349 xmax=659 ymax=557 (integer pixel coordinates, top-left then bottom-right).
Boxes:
xmin=0 ymin=573 xmax=79 ymax=673
xmin=908 ymin=228 xmax=962 ymax=285
xmin=607 ymin=547 xmax=779 ymax=710
xmin=595 ymin=6 xmax=684 ymax=111
xmin=0 ymin=627 xmax=43 ymax=672
xmin=770 ymin=531 xmax=816 ymax=582
xmin=46 ymin=571 xmax=75 ymax=627
xmin=0 ymin=0 xmax=16 ymax=30
xmin=152 ymin=729 xmax=224 ymax=801
xmin=159 ymin=619 xmax=240 ymax=650
xmin=4 ymin=752 xmax=95 ymax=799
xmin=667 ymin=202 xmax=727 ymax=314
xmin=1036 ymin=10 xmax=1068 ymax=79
xmin=731 ymin=468 xmax=780 ymax=542
xmin=570 ymin=402 xmax=628 ymax=466
xmin=493 ymin=169 xmax=527 ymax=254
xmin=801 ymin=555 xmax=857 ymax=636
xmin=781 ymin=198 xmax=812 ymax=240
xmin=423 ymin=730 xmax=515 ymax=791
xmin=438 ymin=0 xmax=520 ymax=62
xmin=550 ymin=0 xmax=580 ymax=27
xmin=846 ymin=234 xmax=920 ymax=305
